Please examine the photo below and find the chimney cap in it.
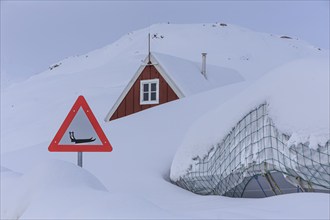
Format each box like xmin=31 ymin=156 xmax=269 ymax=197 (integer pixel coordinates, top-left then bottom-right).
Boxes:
xmin=202 ymin=52 xmax=207 ymax=56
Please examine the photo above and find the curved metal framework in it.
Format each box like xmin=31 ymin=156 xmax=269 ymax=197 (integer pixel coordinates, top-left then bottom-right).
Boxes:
xmin=172 ymin=103 xmax=330 ymax=197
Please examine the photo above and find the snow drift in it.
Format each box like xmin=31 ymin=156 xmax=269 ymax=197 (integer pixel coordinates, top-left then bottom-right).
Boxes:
xmin=1 ymin=23 xmax=329 ymax=218
xmin=1 ymin=159 xmax=108 ymax=219
xmin=170 ymin=57 xmax=329 ymax=196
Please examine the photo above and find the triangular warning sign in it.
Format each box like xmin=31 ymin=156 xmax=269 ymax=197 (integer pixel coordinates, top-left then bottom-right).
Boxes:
xmin=48 ymin=96 xmax=112 ymax=152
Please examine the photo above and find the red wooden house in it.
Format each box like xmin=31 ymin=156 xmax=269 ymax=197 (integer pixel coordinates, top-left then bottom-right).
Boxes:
xmin=105 ymin=52 xmax=243 ymax=121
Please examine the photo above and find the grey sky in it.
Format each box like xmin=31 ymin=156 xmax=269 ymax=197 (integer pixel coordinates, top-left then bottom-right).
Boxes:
xmin=1 ymin=1 xmax=329 ymax=85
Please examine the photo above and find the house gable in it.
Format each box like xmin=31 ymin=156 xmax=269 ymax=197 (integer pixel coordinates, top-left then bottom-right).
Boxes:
xmin=105 ymin=55 xmax=183 ymax=121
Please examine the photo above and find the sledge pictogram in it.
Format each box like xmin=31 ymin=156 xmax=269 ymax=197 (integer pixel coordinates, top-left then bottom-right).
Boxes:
xmin=48 ymin=95 xmax=112 ymax=152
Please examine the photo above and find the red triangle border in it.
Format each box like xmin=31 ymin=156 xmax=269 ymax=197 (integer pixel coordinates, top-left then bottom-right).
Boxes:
xmin=48 ymin=96 xmax=113 ymax=152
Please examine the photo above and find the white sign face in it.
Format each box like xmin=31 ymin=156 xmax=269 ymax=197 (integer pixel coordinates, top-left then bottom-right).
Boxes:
xmin=49 ymin=95 xmax=112 ymax=152
xmin=59 ymin=107 xmax=102 ymax=145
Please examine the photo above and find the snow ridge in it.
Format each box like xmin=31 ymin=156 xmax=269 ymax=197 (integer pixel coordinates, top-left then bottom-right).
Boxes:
xmin=1 ymin=23 xmax=329 ymax=219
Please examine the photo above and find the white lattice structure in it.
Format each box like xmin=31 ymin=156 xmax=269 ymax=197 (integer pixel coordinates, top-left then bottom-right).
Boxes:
xmin=172 ymin=103 xmax=330 ymax=197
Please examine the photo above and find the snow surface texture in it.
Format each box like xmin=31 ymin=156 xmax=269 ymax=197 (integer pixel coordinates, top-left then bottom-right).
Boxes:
xmin=1 ymin=23 xmax=329 ymax=219
xmin=152 ymin=52 xmax=244 ymax=95
xmin=1 ymin=160 xmax=108 ymax=219
xmin=171 ymin=57 xmax=330 ymax=181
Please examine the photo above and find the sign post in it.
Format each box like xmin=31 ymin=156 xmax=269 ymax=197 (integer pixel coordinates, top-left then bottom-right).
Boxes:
xmin=77 ymin=152 xmax=83 ymax=167
xmin=48 ymin=95 xmax=112 ymax=166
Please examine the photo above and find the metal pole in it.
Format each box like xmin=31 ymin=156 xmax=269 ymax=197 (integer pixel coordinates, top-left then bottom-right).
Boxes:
xmin=78 ymin=152 xmax=83 ymax=167
xmin=148 ymin=33 xmax=151 ymax=63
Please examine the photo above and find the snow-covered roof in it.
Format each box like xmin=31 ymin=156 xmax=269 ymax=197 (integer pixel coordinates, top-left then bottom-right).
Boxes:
xmin=171 ymin=57 xmax=330 ymax=181
xmin=152 ymin=52 xmax=244 ymax=95
xmin=104 ymin=52 xmax=244 ymax=121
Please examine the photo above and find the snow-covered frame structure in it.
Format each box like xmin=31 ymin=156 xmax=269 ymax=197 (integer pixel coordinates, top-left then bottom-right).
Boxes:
xmin=172 ymin=103 xmax=330 ymax=197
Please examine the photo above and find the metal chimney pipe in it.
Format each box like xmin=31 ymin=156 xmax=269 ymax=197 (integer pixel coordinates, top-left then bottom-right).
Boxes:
xmin=201 ymin=53 xmax=207 ymax=79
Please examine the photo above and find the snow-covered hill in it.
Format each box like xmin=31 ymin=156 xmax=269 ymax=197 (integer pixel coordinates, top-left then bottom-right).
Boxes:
xmin=1 ymin=23 xmax=329 ymax=219
xmin=1 ymin=23 xmax=326 ymax=153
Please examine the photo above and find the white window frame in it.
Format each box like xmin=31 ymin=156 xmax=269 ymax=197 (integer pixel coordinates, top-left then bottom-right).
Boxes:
xmin=140 ymin=79 xmax=159 ymax=105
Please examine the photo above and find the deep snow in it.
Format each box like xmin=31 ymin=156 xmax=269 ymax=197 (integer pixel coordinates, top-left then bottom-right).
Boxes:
xmin=170 ymin=57 xmax=330 ymax=181
xmin=1 ymin=23 xmax=329 ymax=219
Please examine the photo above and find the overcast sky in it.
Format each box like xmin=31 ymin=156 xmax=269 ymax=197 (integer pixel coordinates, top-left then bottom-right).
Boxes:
xmin=1 ymin=1 xmax=329 ymax=85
